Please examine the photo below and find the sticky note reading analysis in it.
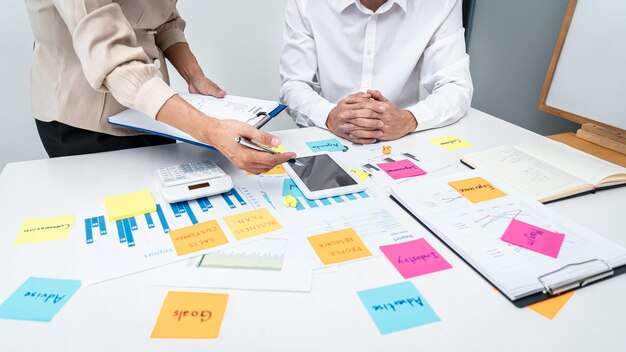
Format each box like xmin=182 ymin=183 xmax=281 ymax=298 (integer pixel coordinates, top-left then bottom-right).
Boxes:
xmin=448 ymin=177 xmax=507 ymax=203
xmin=500 ymin=219 xmax=565 ymax=258
xmin=357 ymin=281 xmax=440 ymax=335
xmin=0 ymin=277 xmax=81 ymax=322
xmin=305 ymin=138 xmax=347 ymax=152
xmin=431 ymin=135 xmax=472 ymax=150
xmin=14 ymin=215 xmax=75 ymax=245
xmin=104 ymin=189 xmax=156 ymax=222
xmin=307 ymin=228 xmax=372 ymax=265
xmin=223 ymin=208 xmax=283 ymax=241
xmin=380 ymin=238 xmax=452 ymax=279
xmin=528 ymin=291 xmax=574 ymax=320
xmin=377 ymin=159 xmax=426 ymax=180
xmin=151 ymin=291 xmax=228 ymax=339
xmin=169 ymin=220 xmax=229 ymax=256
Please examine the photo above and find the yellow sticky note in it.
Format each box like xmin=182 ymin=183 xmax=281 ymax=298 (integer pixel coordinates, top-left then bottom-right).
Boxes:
xmin=169 ymin=220 xmax=229 ymax=256
xmin=431 ymin=136 xmax=472 ymax=150
xmin=14 ymin=215 xmax=75 ymax=245
xmin=448 ymin=177 xmax=507 ymax=203
xmin=350 ymin=169 xmax=371 ymax=181
xmin=223 ymin=208 xmax=283 ymax=240
xmin=307 ymin=228 xmax=372 ymax=265
xmin=268 ymin=145 xmax=288 ymax=153
xmin=151 ymin=291 xmax=228 ymax=339
xmin=249 ymin=164 xmax=287 ymax=176
xmin=528 ymin=291 xmax=575 ymax=320
xmin=104 ymin=189 xmax=156 ymax=222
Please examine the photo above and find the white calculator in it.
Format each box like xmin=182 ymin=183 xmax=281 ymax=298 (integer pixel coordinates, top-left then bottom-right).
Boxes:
xmin=156 ymin=160 xmax=233 ymax=203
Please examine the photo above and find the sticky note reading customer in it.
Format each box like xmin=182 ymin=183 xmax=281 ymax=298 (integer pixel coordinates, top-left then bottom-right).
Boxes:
xmin=14 ymin=215 xmax=75 ymax=245
xmin=308 ymin=228 xmax=372 ymax=265
xmin=357 ymin=281 xmax=440 ymax=335
xmin=377 ymin=160 xmax=426 ymax=180
xmin=104 ymin=189 xmax=156 ymax=222
xmin=169 ymin=220 xmax=229 ymax=256
xmin=223 ymin=208 xmax=283 ymax=240
xmin=431 ymin=135 xmax=472 ymax=150
xmin=448 ymin=177 xmax=507 ymax=203
xmin=500 ymin=219 xmax=565 ymax=258
xmin=0 ymin=277 xmax=81 ymax=321
xmin=380 ymin=238 xmax=452 ymax=279
xmin=528 ymin=291 xmax=574 ymax=319
xmin=305 ymin=138 xmax=347 ymax=152
xmin=151 ymin=291 xmax=228 ymax=339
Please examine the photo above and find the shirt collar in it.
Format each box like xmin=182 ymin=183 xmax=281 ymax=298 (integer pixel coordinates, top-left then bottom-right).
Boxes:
xmin=338 ymin=0 xmax=407 ymax=14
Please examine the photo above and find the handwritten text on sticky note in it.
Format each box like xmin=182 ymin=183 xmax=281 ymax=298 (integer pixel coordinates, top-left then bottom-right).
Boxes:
xmin=281 ymin=178 xmax=305 ymax=197
xmin=305 ymin=138 xmax=347 ymax=152
xmin=169 ymin=220 xmax=229 ymax=256
xmin=377 ymin=160 xmax=426 ymax=180
xmin=357 ymin=281 xmax=440 ymax=335
xmin=151 ymin=291 xmax=228 ymax=339
xmin=308 ymin=228 xmax=372 ymax=265
xmin=14 ymin=215 xmax=75 ymax=245
xmin=431 ymin=136 xmax=472 ymax=150
xmin=448 ymin=177 xmax=507 ymax=203
xmin=0 ymin=277 xmax=81 ymax=322
xmin=501 ymin=219 xmax=565 ymax=258
xmin=223 ymin=208 xmax=283 ymax=240
xmin=380 ymin=238 xmax=452 ymax=279
xmin=104 ymin=189 xmax=156 ymax=222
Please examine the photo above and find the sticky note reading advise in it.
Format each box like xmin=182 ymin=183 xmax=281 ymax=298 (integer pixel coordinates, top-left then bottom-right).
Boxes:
xmin=14 ymin=215 xmax=75 ymax=245
xmin=448 ymin=177 xmax=507 ymax=203
xmin=223 ymin=208 xmax=283 ymax=240
xmin=377 ymin=159 xmax=426 ymax=180
xmin=104 ymin=189 xmax=156 ymax=222
xmin=500 ymin=219 xmax=565 ymax=258
xmin=308 ymin=228 xmax=372 ymax=265
xmin=0 ymin=277 xmax=81 ymax=322
xmin=357 ymin=281 xmax=440 ymax=335
xmin=151 ymin=291 xmax=228 ymax=339
xmin=431 ymin=135 xmax=472 ymax=150
xmin=380 ymin=238 xmax=452 ymax=279
xmin=305 ymin=138 xmax=347 ymax=152
xmin=169 ymin=220 xmax=229 ymax=256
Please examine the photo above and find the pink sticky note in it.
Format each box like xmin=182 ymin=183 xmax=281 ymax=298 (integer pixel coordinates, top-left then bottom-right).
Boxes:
xmin=500 ymin=219 xmax=565 ymax=258
xmin=380 ymin=238 xmax=452 ymax=279
xmin=377 ymin=160 xmax=426 ymax=180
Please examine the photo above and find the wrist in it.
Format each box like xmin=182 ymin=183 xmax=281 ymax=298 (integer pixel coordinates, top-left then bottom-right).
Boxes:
xmin=403 ymin=109 xmax=418 ymax=132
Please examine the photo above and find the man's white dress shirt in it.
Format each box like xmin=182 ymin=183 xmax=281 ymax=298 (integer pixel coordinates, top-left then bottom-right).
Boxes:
xmin=279 ymin=0 xmax=473 ymax=131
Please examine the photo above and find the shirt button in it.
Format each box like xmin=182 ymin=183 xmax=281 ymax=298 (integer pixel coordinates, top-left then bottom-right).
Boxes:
xmin=366 ymin=49 xmax=373 ymax=55
xmin=153 ymin=59 xmax=161 ymax=69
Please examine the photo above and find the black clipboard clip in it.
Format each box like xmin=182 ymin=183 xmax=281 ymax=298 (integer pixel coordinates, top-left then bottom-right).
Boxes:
xmin=537 ymin=259 xmax=614 ymax=296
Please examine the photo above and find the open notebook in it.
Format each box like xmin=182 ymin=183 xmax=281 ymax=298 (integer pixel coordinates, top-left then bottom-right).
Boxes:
xmin=108 ymin=93 xmax=286 ymax=149
xmin=390 ymin=169 xmax=626 ymax=307
xmin=461 ymin=142 xmax=626 ymax=203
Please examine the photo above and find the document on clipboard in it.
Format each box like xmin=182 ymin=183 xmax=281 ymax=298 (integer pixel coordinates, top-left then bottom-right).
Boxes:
xmin=108 ymin=93 xmax=286 ymax=149
xmin=390 ymin=169 xmax=626 ymax=307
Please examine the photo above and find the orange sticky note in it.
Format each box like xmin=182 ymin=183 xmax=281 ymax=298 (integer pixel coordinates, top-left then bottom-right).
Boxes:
xmin=223 ymin=208 xmax=283 ymax=240
xmin=448 ymin=177 xmax=507 ymax=203
xmin=150 ymin=291 xmax=228 ymax=339
xmin=307 ymin=228 xmax=372 ymax=265
xmin=528 ymin=291 xmax=574 ymax=320
xmin=249 ymin=165 xmax=286 ymax=176
xmin=169 ymin=220 xmax=229 ymax=256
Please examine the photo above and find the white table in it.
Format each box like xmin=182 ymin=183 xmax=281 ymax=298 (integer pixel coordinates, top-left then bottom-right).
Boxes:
xmin=1 ymin=109 xmax=625 ymax=352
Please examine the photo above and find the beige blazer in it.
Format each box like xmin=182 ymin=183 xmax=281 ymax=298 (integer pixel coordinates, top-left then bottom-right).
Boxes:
xmin=25 ymin=0 xmax=187 ymax=136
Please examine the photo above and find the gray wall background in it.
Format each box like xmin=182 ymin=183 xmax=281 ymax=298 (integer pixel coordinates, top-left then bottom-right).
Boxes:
xmin=0 ymin=0 xmax=577 ymax=171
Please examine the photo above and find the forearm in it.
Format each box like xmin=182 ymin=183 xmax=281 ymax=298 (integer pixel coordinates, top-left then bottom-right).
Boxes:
xmin=156 ymin=94 xmax=216 ymax=142
xmin=164 ymin=42 xmax=204 ymax=84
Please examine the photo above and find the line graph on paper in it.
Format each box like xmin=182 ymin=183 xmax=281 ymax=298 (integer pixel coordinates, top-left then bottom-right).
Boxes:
xmin=195 ymin=238 xmax=287 ymax=271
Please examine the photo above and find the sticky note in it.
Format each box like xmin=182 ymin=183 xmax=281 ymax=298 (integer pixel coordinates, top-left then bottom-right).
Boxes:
xmin=305 ymin=138 xmax=347 ymax=152
xmin=104 ymin=189 xmax=156 ymax=222
xmin=307 ymin=228 xmax=372 ymax=265
xmin=350 ymin=169 xmax=371 ymax=181
xmin=500 ymin=219 xmax=565 ymax=258
xmin=0 ymin=277 xmax=81 ymax=322
xmin=380 ymin=238 xmax=452 ymax=279
xmin=14 ymin=215 xmax=75 ymax=245
xmin=528 ymin=291 xmax=574 ymax=319
xmin=357 ymin=281 xmax=440 ymax=335
xmin=169 ymin=220 xmax=229 ymax=256
xmin=281 ymin=178 xmax=305 ymax=197
xmin=151 ymin=291 xmax=228 ymax=339
xmin=377 ymin=159 xmax=426 ymax=180
xmin=431 ymin=135 xmax=472 ymax=150
xmin=223 ymin=208 xmax=283 ymax=240
xmin=253 ymin=164 xmax=286 ymax=176
xmin=448 ymin=177 xmax=507 ymax=203
xmin=268 ymin=145 xmax=287 ymax=153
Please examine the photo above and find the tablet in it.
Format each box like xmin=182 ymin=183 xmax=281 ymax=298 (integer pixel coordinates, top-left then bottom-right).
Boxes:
xmin=283 ymin=154 xmax=365 ymax=199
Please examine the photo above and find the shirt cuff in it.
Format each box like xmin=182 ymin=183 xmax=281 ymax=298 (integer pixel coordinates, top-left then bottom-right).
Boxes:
xmin=308 ymin=100 xmax=336 ymax=128
xmin=406 ymin=102 xmax=436 ymax=132
xmin=155 ymin=26 xmax=187 ymax=52
xmin=134 ymin=77 xmax=178 ymax=119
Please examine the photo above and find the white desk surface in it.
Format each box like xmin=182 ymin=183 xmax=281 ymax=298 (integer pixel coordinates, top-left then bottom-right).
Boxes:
xmin=1 ymin=109 xmax=625 ymax=352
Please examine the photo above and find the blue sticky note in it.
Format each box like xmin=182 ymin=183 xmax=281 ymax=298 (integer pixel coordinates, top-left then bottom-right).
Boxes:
xmin=0 ymin=277 xmax=81 ymax=322
xmin=357 ymin=281 xmax=439 ymax=334
xmin=281 ymin=178 xmax=305 ymax=198
xmin=306 ymin=139 xmax=347 ymax=153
